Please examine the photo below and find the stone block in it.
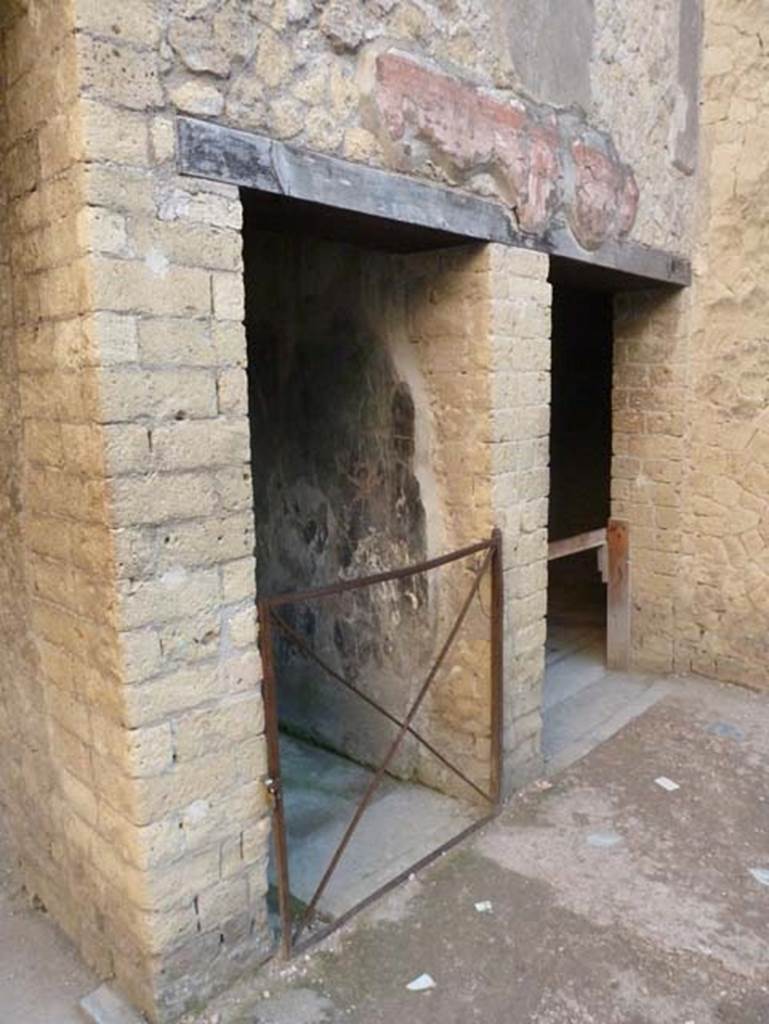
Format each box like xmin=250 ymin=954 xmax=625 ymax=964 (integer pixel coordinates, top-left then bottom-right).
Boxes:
xmin=172 ymin=694 xmax=264 ymax=763
xmin=75 ymin=0 xmax=163 ymax=46
xmin=121 ymin=650 xmax=261 ymax=727
xmin=130 ymin=220 xmax=242 ymax=273
xmin=211 ymin=272 xmax=245 ymax=321
xmin=80 ymin=982 xmax=147 ymax=1024
xmin=138 ymin=318 xmax=216 ymax=367
xmin=153 ymin=513 xmax=255 ymax=572
xmin=120 ymin=630 xmax=163 ymax=685
xmin=119 ymin=567 xmax=221 ymax=630
xmin=150 ymin=418 xmax=250 ymax=471
xmin=99 ymin=367 xmax=217 ymax=423
xmin=78 ymin=35 xmax=164 ymax=111
xmin=170 ymin=80 xmax=225 ymax=118
xmin=80 ymin=100 xmax=150 ymax=167
xmin=90 ymin=257 xmax=211 ymax=318
xmin=110 ymin=473 xmax=219 ymax=526
xmin=216 ymin=367 xmax=249 ymax=415
xmin=221 ymin=557 xmax=257 ymax=603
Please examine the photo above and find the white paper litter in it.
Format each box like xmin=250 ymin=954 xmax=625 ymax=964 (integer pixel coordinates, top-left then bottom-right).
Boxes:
xmin=654 ymin=776 xmax=680 ymax=792
xmin=406 ymin=974 xmax=436 ymax=992
xmin=749 ymin=867 xmax=769 ymax=887
xmin=586 ymin=831 xmax=622 ymax=848
xmin=474 ymin=900 xmax=493 ymax=913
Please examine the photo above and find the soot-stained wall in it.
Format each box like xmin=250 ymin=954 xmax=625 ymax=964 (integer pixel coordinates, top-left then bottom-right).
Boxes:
xmin=243 ymin=218 xmax=433 ymax=775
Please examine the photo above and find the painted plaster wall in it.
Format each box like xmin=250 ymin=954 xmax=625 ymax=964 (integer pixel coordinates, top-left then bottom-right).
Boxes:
xmin=137 ymin=0 xmax=699 ymax=256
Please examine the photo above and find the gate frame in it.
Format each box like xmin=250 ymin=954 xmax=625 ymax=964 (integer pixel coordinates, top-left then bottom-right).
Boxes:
xmin=257 ymin=530 xmax=504 ymax=957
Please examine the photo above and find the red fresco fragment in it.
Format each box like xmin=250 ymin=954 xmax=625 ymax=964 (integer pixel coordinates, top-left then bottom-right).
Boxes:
xmin=373 ymin=51 xmax=639 ymax=249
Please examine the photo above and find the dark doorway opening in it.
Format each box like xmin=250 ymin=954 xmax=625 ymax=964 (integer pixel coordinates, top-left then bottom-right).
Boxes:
xmin=544 ymin=286 xmax=614 ymax=765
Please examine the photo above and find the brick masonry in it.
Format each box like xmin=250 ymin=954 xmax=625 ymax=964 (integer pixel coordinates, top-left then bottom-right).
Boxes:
xmin=400 ymin=245 xmax=551 ymax=795
xmin=0 ymin=0 xmax=131 ymax=987
xmin=0 ymin=7 xmax=555 ymax=1005
xmin=1 ymin=2 xmax=270 ymax=1019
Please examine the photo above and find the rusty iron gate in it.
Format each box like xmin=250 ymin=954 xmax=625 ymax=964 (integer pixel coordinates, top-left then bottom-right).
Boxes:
xmin=257 ymin=530 xmax=504 ymax=957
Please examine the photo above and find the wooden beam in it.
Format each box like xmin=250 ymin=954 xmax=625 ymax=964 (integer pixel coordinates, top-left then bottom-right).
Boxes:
xmin=547 ymin=528 xmax=607 ymax=562
xmin=606 ymin=519 xmax=631 ymax=670
xmin=176 ymin=117 xmax=691 ymax=289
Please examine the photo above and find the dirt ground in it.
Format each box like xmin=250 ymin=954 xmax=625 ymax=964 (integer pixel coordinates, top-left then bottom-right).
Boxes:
xmin=1 ymin=673 xmax=768 ymax=1023
xmin=189 ymin=675 xmax=769 ymax=1024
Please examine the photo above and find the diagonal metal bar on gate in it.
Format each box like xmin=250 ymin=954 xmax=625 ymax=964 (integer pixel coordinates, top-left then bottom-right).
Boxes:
xmin=269 ymin=608 xmax=493 ymax=805
xmin=293 ymin=547 xmax=493 ymax=945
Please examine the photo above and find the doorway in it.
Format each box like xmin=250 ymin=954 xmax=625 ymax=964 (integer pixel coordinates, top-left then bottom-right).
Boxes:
xmin=241 ymin=191 xmax=499 ymax=952
xmin=547 ymin=283 xmax=613 ymax=674
xmin=544 ymin=286 xmax=627 ymax=766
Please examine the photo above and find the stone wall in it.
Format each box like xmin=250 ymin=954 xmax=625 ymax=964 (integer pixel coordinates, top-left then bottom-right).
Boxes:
xmin=612 ymin=0 xmax=769 ymax=689
xmin=127 ymin=0 xmax=697 ymax=256
xmin=675 ymin=0 xmax=769 ymax=687
xmin=0 ymin=0 xmax=57 ymax=961
xmin=611 ymin=289 xmax=693 ymax=674
xmin=244 ymin=228 xmax=432 ymax=781
xmin=0 ymin=0 xmax=156 ymax=996
xmin=0 ymin=0 xmax=708 ymax=1020
xmin=0 ymin=1 xmax=271 ymax=1020
xmin=404 ymin=245 xmax=552 ymax=792
xmin=488 ymin=248 xmax=552 ymax=788
xmin=400 ymin=245 xmax=500 ymax=796
xmin=74 ymin=56 xmax=270 ymax=1024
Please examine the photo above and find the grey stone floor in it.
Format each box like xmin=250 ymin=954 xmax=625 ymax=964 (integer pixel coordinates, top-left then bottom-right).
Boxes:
xmin=0 ymin=811 xmax=97 ymax=1023
xmin=190 ymin=673 xmax=769 ymax=1024
xmin=273 ymin=735 xmax=479 ymax=921
xmin=542 ymin=621 xmax=675 ymax=773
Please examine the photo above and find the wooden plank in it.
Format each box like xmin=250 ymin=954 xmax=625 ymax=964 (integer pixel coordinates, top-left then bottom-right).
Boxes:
xmin=547 ymin=528 xmax=607 ymax=562
xmin=606 ymin=519 xmax=631 ymax=670
xmin=176 ymin=116 xmax=691 ymax=288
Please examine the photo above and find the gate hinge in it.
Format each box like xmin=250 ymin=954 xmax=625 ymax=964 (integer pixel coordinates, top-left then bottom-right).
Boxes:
xmin=264 ymin=776 xmax=280 ymax=810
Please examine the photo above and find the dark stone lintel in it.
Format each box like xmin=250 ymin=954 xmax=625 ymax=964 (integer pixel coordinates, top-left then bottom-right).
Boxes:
xmin=176 ymin=116 xmax=691 ymax=290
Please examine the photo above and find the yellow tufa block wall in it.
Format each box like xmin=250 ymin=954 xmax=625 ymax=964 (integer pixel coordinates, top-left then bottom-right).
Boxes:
xmin=402 ymin=245 xmax=552 ymax=797
xmin=677 ymin=0 xmax=769 ymax=688
xmin=0 ymin=0 xmax=134 ymax=978
xmin=73 ymin=21 xmax=271 ymax=1024
xmin=1 ymin=1 xmax=270 ymax=1019
xmin=612 ymin=0 xmax=769 ymax=690
xmin=0 ymin=0 xmax=164 ymax=1002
